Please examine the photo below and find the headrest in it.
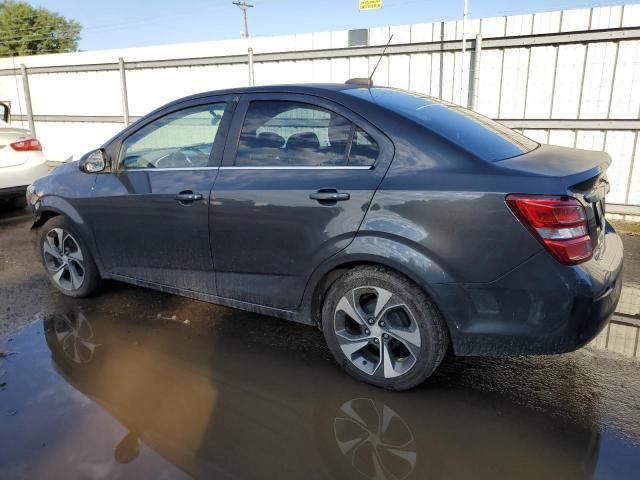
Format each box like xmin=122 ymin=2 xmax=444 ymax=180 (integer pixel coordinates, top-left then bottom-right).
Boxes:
xmin=286 ymin=131 xmax=320 ymax=150
xmin=255 ymin=131 xmax=285 ymax=148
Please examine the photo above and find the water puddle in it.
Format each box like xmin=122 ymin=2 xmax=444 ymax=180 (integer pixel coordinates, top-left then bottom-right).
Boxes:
xmin=1 ymin=288 xmax=640 ymax=479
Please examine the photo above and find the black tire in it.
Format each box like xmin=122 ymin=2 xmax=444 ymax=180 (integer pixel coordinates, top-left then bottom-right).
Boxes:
xmin=39 ymin=216 xmax=102 ymax=297
xmin=10 ymin=195 xmax=27 ymax=210
xmin=322 ymin=266 xmax=449 ymax=391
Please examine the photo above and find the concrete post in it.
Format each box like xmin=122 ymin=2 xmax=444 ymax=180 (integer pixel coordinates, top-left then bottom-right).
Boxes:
xmin=19 ymin=64 xmax=36 ymax=136
xmin=118 ymin=57 xmax=130 ymax=126
xmin=469 ymin=34 xmax=483 ymax=111
xmin=248 ymin=48 xmax=255 ymax=86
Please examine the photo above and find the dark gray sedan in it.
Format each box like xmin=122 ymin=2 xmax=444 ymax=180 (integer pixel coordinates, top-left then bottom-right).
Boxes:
xmin=27 ymin=84 xmax=623 ymax=390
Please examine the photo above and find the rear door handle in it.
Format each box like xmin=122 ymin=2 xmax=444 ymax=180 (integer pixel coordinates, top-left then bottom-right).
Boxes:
xmin=174 ymin=191 xmax=203 ymax=203
xmin=309 ymin=190 xmax=350 ymax=202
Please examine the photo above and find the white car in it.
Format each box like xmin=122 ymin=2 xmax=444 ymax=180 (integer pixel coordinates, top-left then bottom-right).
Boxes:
xmin=0 ymin=119 xmax=48 ymax=208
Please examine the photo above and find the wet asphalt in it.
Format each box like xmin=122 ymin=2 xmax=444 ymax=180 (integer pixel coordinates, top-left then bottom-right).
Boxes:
xmin=1 ymin=205 xmax=640 ymax=480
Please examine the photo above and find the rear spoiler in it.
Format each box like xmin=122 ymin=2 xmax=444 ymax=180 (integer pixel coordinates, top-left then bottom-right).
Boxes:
xmin=495 ymin=144 xmax=611 ymax=187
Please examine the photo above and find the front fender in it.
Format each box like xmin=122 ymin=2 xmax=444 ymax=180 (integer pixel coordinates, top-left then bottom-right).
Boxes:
xmin=32 ymin=195 xmax=106 ymax=276
xmin=34 ymin=195 xmax=85 ymax=226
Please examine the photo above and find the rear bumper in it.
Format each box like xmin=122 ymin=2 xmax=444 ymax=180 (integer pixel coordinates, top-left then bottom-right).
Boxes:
xmin=0 ymin=184 xmax=28 ymax=200
xmin=0 ymin=155 xmax=48 ymax=192
xmin=434 ymin=224 xmax=624 ymax=356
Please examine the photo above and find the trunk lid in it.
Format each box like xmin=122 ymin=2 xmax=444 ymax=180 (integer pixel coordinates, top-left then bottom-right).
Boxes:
xmin=496 ymin=144 xmax=611 ymax=258
xmin=0 ymin=127 xmax=31 ymax=146
xmin=0 ymin=127 xmax=33 ymax=168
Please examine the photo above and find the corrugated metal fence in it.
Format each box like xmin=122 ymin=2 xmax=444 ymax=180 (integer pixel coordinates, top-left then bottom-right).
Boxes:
xmin=1 ymin=4 xmax=640 ymax=211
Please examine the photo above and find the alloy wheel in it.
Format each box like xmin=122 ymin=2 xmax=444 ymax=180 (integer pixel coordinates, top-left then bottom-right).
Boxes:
xmin=43 ymin=227 xmax=85 ymax=291
xmin=334 ymin=286 xmax=421 ymax=379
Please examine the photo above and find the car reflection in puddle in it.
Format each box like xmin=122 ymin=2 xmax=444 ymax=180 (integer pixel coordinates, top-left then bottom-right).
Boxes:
xmin=2 ymin=288 xmax=640 ymax=479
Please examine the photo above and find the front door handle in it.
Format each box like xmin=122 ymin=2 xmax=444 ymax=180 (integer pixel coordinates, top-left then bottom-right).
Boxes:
xmin=309 ymin=190 xmax=350 ymax=203
xmin=174 ymin=191 xmax=203 ymax=203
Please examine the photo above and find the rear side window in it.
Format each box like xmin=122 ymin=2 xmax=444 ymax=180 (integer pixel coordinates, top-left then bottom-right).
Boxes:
xmin=345 ymin=88 xmax=537 ymax=162
xmin=235 ymin=101 xmax=378 ymax=167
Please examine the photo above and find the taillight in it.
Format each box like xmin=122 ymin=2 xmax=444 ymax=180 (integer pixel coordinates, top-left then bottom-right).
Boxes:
xmin=506 ymin=195 xmax=593 ymax=265
xmin=10 ymin=138 xmax=42 ymax=152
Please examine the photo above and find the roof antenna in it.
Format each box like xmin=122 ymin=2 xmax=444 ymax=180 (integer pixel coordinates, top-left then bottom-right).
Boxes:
xmin=346 ymin=34 xmax=394 ymax=87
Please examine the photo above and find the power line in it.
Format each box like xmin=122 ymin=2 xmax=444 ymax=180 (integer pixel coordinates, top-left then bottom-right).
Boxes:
xmin=232 ymin=1 xmax=254 ymax=38
xmin=0 ymin=1 xmax=230 ymax=43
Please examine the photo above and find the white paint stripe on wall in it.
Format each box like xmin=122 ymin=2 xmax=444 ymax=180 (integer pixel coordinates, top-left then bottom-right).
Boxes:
xmin=605 ymin=131 xmax=636 ymax=204
xmin=551 ymin=44 xmax=586 ymax=119
xmin=609 ymin=40 xmax=640 ymax=119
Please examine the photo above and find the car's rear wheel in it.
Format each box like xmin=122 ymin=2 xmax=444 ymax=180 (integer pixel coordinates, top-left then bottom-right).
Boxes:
xmin=39 ymin=216 xmax=101 ymax=297
xmin=322 ymin=266 xmax=448 ymax=390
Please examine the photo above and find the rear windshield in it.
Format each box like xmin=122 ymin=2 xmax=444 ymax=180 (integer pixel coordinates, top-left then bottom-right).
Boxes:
xmin=345 ymin=88 xmax=538 ymax=162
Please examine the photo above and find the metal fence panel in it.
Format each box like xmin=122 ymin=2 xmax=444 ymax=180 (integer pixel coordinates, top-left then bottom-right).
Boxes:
xmin=1 ymin=5 xmax=640 ymax=211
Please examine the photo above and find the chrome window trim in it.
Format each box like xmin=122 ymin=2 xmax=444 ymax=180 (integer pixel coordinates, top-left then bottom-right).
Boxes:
xmin=219 ymin=165 xmax=373 ymax=170
xmin=124 ymin=165 xmax=373 ymax=172
xmin=125 ymin=166 xmax=221 ymax=172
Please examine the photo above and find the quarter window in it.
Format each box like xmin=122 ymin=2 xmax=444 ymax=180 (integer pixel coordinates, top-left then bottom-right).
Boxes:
xmin=235 ymin=101 xmax=353 ymax=167
xmin=120 ymin=103 xmax=226 ymax=169
xmin=349 ymin=127 xmax=379 ymax=166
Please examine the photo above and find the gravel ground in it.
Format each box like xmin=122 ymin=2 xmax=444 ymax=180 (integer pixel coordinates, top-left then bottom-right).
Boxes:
xmin=0 ymin=206 xmax=53 ymax=339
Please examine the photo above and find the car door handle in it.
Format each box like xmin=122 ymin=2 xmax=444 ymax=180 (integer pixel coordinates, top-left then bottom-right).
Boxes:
xmin=309 ymin=190 xmax=350 ymax=203
xmin=174 ymin=191 xmax=203 ymax=203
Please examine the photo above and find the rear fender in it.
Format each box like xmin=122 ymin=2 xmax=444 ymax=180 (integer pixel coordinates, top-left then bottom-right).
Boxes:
xmin=300 ymin=233 xmax=463 ymax=333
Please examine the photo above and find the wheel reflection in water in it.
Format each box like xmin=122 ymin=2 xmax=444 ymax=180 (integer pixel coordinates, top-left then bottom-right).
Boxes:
xmin=334 ymin=398 xmax=416 ymax=480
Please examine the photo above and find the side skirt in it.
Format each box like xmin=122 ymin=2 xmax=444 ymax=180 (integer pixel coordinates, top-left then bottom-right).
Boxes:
xmin=107 ymin=273 xmax=313 ymax=325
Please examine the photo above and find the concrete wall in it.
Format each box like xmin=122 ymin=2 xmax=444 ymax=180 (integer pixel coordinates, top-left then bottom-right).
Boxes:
xmin=1 ymin=4 xmax=640 ymax=207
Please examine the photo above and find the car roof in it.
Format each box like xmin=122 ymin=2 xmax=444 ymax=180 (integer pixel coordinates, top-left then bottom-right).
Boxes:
xmin=163 ymin=83 xmax=366 ymax=106
xmin=163 ymin=83 xmax=456 ymax=113
xmin=194 ymin=83 xmax=361 ymax=95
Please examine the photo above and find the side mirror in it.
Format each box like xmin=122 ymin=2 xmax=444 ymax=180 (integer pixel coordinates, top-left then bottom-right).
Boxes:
xmin=0 ymin=102 xmax=10 ymax=122
xmin=79 ymin=149 xmax=108 ymax=173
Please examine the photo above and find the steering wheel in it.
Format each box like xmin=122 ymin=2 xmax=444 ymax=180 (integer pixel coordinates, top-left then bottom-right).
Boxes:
xmin=179 ymin=147 xmax=210 ymax=167
xmin=155 ymin=151 xmax=193 ymax=169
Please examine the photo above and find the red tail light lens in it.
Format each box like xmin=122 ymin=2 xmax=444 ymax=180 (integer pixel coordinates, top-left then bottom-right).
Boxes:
xmin=10 ymin=138 xmax=42 ymax=152
xmin=506 ymin=195 xmax=593 ymax=265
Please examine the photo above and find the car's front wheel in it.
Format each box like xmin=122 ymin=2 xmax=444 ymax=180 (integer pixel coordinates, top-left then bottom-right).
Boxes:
xmin=39 ymin=216 xmax=102 ymax=297
xmin=322 ymin=266 xmax=449 ymax=390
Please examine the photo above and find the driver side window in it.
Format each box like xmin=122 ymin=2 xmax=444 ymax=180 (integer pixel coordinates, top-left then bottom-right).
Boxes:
xmin=120 ymin=103 xmax=226 ymax=170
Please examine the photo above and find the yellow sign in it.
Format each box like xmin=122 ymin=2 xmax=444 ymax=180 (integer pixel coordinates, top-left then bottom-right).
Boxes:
xmin=359 ymin=0 xmax=382 ymax=11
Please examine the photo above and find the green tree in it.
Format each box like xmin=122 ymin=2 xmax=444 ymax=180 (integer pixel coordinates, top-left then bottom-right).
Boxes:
xmin=0 ymin=1 xmax=81 ymax=57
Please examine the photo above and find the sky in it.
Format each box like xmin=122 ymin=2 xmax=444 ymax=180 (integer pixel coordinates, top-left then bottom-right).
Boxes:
xmin=32 ymin=0 xmax=633 ymax=51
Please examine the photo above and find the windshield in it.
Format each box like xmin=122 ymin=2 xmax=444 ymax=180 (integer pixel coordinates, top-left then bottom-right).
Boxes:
xmin=345 ymin=88 xmax=538 ymax=162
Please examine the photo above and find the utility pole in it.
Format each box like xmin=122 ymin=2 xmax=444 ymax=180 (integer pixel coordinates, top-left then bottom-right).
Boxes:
xmin=232 ymin=1 xmax=254 ymax=38
xmin=460 ymin=0 xmax=468 ymax=106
